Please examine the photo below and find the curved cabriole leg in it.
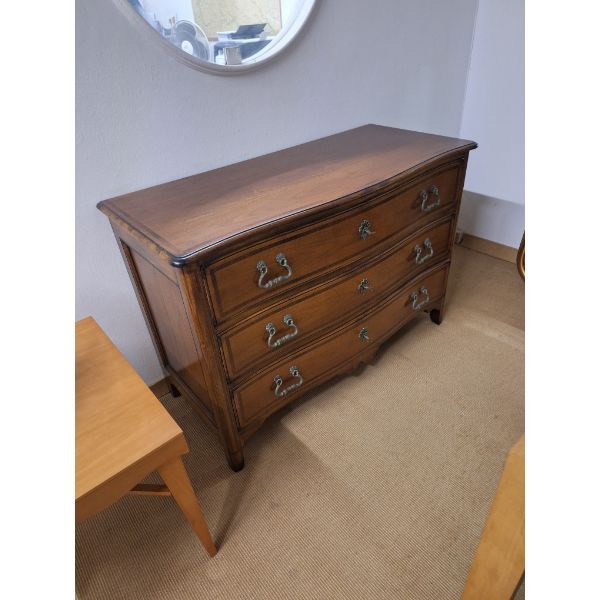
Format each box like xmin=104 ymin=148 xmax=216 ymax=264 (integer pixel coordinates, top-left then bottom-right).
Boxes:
xmin=226 ymin=448 xmax=245 ymax=472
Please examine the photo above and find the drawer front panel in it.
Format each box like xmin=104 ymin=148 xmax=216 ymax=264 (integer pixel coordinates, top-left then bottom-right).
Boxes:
xmin=233 ymin=264 xmax=449 ymax=428
xmin=221 ymin=219 xmax=453 ymax=379
xmin=207 ymin=162 xmax=461 ymax=321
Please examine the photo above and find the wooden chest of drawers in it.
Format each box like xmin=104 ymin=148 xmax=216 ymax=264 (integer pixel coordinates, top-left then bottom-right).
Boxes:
xmin=98 ymin=125 xmax=476 ymax=471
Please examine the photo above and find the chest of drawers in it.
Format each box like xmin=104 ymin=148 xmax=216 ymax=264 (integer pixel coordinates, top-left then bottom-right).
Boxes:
xmin=98 ymin=125 xmax=476 ymax=471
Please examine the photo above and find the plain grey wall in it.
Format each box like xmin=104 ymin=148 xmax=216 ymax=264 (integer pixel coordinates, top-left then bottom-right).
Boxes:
xmin=458 ymin=0 xmax=525 ymax=247
xmin=76 ymin=0 xmax=478 ymax=383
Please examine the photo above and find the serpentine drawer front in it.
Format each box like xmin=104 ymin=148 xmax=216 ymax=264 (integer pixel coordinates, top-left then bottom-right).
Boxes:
xmin=98 ymin=125 xmax=476 ymax=471
xmin=233 ymin=264 xmax=449 ymax=427
xmin=207 ymin=161 xmax=461 ymax=321
xmin=220 ymin=218 xmax=453 ymax=380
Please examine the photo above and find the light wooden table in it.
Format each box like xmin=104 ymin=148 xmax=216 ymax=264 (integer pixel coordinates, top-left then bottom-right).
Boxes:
xmin=462 ymin=435 xmax=524 ymax=599
xmin=76 ymin=316 xmax=217 ymax=557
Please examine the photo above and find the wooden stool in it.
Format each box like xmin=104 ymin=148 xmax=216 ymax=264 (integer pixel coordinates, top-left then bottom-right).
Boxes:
xmin=76 ymin=317 xmax=217 ymax=557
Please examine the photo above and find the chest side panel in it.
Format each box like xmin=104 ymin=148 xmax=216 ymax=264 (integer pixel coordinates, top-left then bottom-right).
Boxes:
xmin=131 ymin=251 xmax=212 ymax=415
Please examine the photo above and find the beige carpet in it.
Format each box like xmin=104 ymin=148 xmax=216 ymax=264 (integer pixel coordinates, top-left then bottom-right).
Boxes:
xmin=76 ymin=246 xmax=525 ymax=599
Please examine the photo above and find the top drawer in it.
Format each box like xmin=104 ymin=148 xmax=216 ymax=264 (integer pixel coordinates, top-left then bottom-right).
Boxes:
xmin=207 ymin=161 xmax=462 ymax=321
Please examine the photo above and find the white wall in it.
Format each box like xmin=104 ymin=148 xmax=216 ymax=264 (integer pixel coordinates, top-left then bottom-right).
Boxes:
xmin=458 ymin=0 xmax=525 ymax=248
xmin=76 ymin=0 xmax=478 ymax=383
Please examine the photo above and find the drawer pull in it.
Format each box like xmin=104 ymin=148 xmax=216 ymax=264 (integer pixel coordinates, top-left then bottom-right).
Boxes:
xmin=414 ymin=238 xmax=434 ymax=264
xmin=359 ymin=327 xmax=370 ymax=342
xmin=256 ymin=253 xmax=292 ymax=289
xmin=420 ymin=186 xmax=441 ymax=212
xmin=358 ymin=219 xmax=376 ymax=240
xmin=273 ymin=366 xmax=304 ymax=398
xmin=265 ymin=314 xmax=299 ymax=349
xmin=357 ymin=278 xmax=371 ymax=293
xmin=410 ymin=286 xmax=430 ymax=310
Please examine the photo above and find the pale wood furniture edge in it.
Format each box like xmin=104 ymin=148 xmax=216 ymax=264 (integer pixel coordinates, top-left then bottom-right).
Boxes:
xmin=75 ymin=434 xmax=188 ymax=521
xmin=517 ymin=233 xmax=525 ymax=280
xmin=158 ymin=457 xmax=218 ymax=557
xmin=461 ymin=435 xmax=525 ymax=600
xmin=76 ymin=317 xmax=217 ymax=556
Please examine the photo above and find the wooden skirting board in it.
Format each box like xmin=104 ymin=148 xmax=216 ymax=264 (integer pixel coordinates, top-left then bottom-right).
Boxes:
xmin=457 ymin=233 xmax=518 ymax=263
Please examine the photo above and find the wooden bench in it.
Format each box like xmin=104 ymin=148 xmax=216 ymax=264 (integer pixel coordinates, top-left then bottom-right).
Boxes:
xmin=75 ymin=316 xmax=217 ymax=557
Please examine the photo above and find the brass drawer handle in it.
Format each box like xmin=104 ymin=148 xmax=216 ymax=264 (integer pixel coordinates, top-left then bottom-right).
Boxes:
xmin=265 ymin=314 xmax=299 ymax=349
xmin=410 ymin=286 xmax=430 ymax=310
xmin=414 ymin=238 xmax=434 ymax=264
xmin=257 ymin=253 xmax=292 ymax=289
xmin=357 ymin=278 xmax=371 ymax=293
xmin=273 ymin=366 xmax=303 ymax=398
xmin=358 ymin=219 xmax=376 ymax=240
xmin=420 ymin=185 xmax=441 ymax=212
xmin=358 ymin=327 xmax=370 ymax=342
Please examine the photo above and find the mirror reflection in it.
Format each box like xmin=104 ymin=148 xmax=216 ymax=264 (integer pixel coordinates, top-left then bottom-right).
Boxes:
xmin=128 ymin=0 xmax=309 ymax=66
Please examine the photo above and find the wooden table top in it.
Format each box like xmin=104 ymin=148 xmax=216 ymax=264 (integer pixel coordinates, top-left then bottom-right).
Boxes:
xmin=98 ymin=125 xmax=476 ymax=264
xmin=76 ymin=317 xmax=187 ymax=510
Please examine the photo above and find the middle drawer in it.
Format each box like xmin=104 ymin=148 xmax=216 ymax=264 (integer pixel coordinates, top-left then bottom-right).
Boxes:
xmin=220 ymin=218 xmax=452 ymax=380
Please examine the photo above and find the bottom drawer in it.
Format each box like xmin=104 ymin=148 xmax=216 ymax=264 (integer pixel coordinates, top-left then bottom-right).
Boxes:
xmin=233 ymin=263 xmax=449 ymax=428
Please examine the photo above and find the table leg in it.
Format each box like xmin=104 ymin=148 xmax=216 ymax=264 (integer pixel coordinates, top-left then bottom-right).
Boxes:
xmin=158 ymin=456 xmax=217 ymax=557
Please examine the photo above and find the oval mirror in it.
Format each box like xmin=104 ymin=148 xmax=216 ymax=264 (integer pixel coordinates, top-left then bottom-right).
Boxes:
xmin=116 ymin=0 xmax=318 ymax=74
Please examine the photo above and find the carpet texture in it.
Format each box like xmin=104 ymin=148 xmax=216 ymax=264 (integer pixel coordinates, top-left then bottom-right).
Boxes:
xmin=76 ymin=246 xmax=525 ymax=599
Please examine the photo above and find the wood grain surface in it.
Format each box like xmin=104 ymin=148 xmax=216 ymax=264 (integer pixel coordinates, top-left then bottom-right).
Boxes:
xmin=98 ymin=125 xmax=476 ymax=470
xmin=462 ymin=436 xmax=525 ymax=599
xmin=221 ymin=219 xmax=452 ymax=380
xmin=75 ymin=317 xmax=188 ymax=520
xmin=99 ymin=125 xmax=476 ymax=264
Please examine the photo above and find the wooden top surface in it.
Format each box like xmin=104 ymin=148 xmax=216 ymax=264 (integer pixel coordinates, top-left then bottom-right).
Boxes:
xmin=75 ymin=317 xmax=185 ymax=501
xmin=99 ymin=125 xmax=476 ymax=264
